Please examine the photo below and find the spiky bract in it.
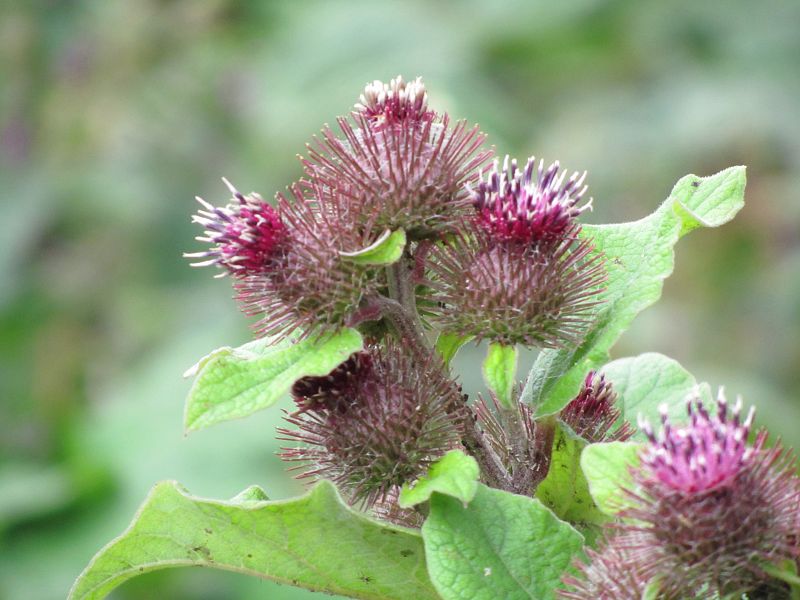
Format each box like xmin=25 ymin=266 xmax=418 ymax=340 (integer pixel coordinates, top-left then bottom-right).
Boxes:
xmin=472 ymin=155 xmax=591 ymax=246
xmin=279 ymin=342 xmax=464 ymax=507
xmin=300 ymin=77 xmax=492 ymax=237
xmin=560 ymin=371 xmax=633 ymax=443
xmin=185 ymin=179 xmax=286 ymax=277
xmin=559 ymin=537 xmax=656 ymax=600
xmin=429 ymin=230 xmax=605 ymax=347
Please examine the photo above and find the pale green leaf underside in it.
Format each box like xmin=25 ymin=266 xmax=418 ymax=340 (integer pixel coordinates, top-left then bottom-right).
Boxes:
xmin=434 ymin=332 xmax=472 ymax=365
xmin=581 ymin=441 xmax=642 ymax=515
xmin=69 ymin=480 xmax=438 ymax=600
xmin=600 ymin=352 xmax=713 ymax=440
xmin=399 ymin=450 xmax=480 ymax=508
xmin=536 ymin=425 xmax=608 ymax=527
xmin=422 ymin=484 xmax=584 ymax=600
xmin=184 ymin=328 xmax=363 ymax=432
xmin=339 ymin=229 xmax=407 ymax=265
xmin=523 ymin=166 xmax=746 ymax=417
xmin=482 ymin=343 xmax=518 ymax=408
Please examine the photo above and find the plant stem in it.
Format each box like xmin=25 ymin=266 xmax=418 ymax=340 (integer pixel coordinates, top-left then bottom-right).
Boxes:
xmin=381 ymin=252 xmax=516 ymax=493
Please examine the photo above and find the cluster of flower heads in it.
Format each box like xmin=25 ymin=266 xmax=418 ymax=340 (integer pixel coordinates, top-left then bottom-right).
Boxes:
xmin=186 ymin=76 xmax=609 ymax=512
xmin=562 ymin=391 xmax=800 ymax=599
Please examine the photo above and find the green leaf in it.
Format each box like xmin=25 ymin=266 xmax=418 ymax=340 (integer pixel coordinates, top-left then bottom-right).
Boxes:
xmin=399 ymin=450 xmax=480 ymax=508
xmin=183 ymin=328 xmax=363 ymax=432
xmin=339 ymin=229 xmax=406 ymax=265
xmin=600 ymin=352 xmax=713 ymax=440
xmin=535 ymin=424 xmax=608 ymax=527
xmin=422 ymin=484 xmax=584 ymax=600
xmin=482 ymin=343 xmax=518 ymax=408
xmin=522 ymin=166 xmax=746 ymax=417
xmin=69 ymin=480 xmax=438 ymax=600
xmin=434 ymin=332 xmax=472 ymax=366
xmin=581 ymin=441 xmax=642 ymax=515
xmin=763 ymin=561 xmax=800 ymax=600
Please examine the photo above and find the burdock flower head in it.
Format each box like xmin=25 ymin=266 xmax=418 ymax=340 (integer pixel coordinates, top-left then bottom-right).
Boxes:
xmin=429 ymin=156 xmax=605 ymax=347
xmin=472 ymin=155 xmax=592 ymax=247
xmin=614 ymin=391 xmax=800 ymax=596
xmin=185 ymin=178 xmax=286 ymax=277
xmin=279 ymin=342 xmax=465 ymax=507
xmin=355 ymin=76 xmax=434 ymax=129
xmin=559 ymin=372 xmax=633 ymax=443
xmin=300 ymin=76 xmax=492 ymax=236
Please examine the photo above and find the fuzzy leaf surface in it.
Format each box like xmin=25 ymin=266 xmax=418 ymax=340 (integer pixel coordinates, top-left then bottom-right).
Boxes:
xmin=600 ymin=352 xmax=712 ymax=440
xmin=69 ymin=480 xmax=437 ymax=600
xmin=183 ymin=328 xmax=363 ymax=432
xmin=581 ymin=441 xmax=642 ymax=515
xmin=422 ymin=484 xmax=583 ymax=599
xmin=522 ymin=166 xmax=746 ymax=416
xmin=482 ymin=343 xmax=518 ymax=409
xmin=536 ymin=425 xmax=607 ymax=527
xmin=399 ymin=450 xmax=480 ymax=508
xmin=339 ymin=229 xmax=406 ymax=265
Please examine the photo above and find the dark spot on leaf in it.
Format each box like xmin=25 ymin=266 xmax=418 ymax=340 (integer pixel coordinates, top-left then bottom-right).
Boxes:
xmin=359 ymin=575 xmax=373 ymax=584
xmin=138 ymin=567 xmax=144 ymax=572
xmin=192 ymin=545 xmax=212 ymax=560
xmin=204 ymin=528 xmax=213 ymax=534
xmin=292 ymin=579 xmax=299 ymax=586
xmin=400 ymin=549 xmax=413 ymax=557
xmin=691 ymin=180 xmax=700 ymax=188
xmin=247 ymin=553 xmax=253 ymax=558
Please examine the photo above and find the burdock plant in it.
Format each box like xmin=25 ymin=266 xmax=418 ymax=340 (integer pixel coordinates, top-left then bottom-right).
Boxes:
xmin=71 ymin=77 xmax=798 ymax=600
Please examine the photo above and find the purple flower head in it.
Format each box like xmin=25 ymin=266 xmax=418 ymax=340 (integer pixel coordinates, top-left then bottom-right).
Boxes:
xmin=639 ymin=391 xmax=755 ymax=494
xmin=355 ymin=75 xmax=434 ymax=129
xmin=301 ymin=77 xmax=492 ymax=236
xmin=560 ymin=371 xmax=633 ymax=443
xmin=185 ymin=178 xmax=286 ymax=277
xmin=614 ymin=390 xmax=800 ymax=596
xmin=278 ymin=342 xmax=465 ymax=507
xmin=234 ymin=181 xmax=379 ymax=340
xmin=429 ymin=229 xmax=605 ymax=347
xmin=472 ymin=155 xmax=591 ymax=246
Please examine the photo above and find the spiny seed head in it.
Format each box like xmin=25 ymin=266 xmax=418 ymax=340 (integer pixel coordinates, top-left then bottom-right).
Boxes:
xmin=472 ymin=155 xmax=591 ymax=246
xmin=355 ymin=75 xmax=433 ymax=129
xmin=185 ymin=178 xmax=285 ymax=277
xmin=560 ymin=536 xmax=655 ymax=600
xmin=278 ymin=342 xmax=465 ymax=507
xmin=560 ymin=372 xmax=633 ymax=443
xmin=429 ymin=230 xmax=606 ymax=347
xmin=300 ymin=77 xmax=492 ymax=236
xmin=617 ymin=390 xmax=800 ymax=596
xmin=235 ymin=182 xmax=378 ymax=340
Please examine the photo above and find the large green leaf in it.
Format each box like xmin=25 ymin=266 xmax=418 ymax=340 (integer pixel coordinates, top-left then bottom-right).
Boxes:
xmin=535 ymin=425 xmax=607 ymax=528
xmin=521 ymin=166 xmax=746 ymax=416
xmin=600 ymin=352 xmax=712 ymax=440
xmin=581 ymin=441 xmax=642 ymax=515
xmin=69 ymin=480 xmax=438 ymax=600
xmin=399 ymin=450 xmax=480 ymax=509
xmin=183 ymin=328 xmax=363 ymax=432
xmin=422 ymin=484 xmax=583 ymax=600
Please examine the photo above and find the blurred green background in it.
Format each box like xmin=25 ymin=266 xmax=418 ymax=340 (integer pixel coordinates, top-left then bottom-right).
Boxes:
xmin=1 ymin=1 xmax=798 ymax=598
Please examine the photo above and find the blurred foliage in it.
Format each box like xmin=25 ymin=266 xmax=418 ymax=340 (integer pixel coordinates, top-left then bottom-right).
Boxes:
xmin=0 ymin=1 xmax=798 ymax=598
